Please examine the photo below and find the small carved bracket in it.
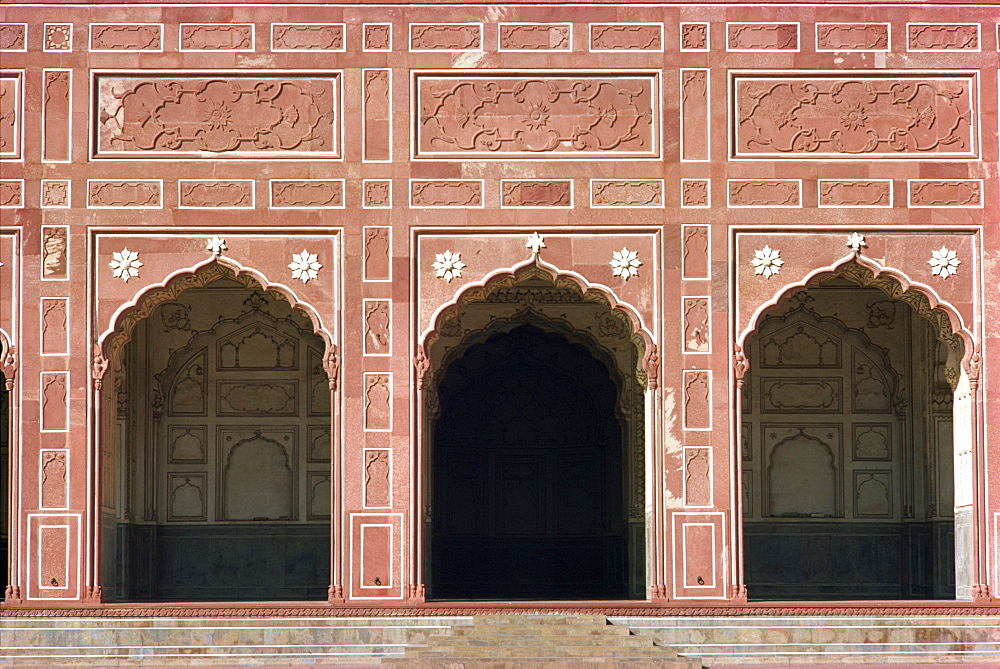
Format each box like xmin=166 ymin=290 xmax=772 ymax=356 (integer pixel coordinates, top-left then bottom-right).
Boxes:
xmin=642 ymin=343 xmax=659 ymax=390
xmin=1 ymin=344 xmax=16 ymax=389
xmin=414 ymin=345 xmax=430 ymax=390
xmin=733 ymin=343 xmax=749 ymax=385
xmin=92 ymin=345 xmax=109 ymax=390
xmin=323 ymin=345 xmax=340 ymax=391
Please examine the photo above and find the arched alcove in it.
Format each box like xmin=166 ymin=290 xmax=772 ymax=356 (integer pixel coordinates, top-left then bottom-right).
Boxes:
xmin=420 ymin=262 xmax=651 ymax=600
xmin=98 ymin=264 xmax=333 ymax=602
xmin=740 ymin=262 xmax=966 ymax=601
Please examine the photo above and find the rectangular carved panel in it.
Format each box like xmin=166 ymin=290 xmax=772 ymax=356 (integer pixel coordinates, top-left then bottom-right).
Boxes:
xmin=0 ymin=180 xmax=22 ymax=208
xmin=410 ymin=180 xmax=483 ymax=208
xmin=41 ymin=180 xmax=70 ymax=208
xmin=90 ymin=24 xmax=163 ymax=51
xmin=270 ymin=179 xmax=343 ymax=208
xmin=684 ymin=447 xmax=712 ymax=507
xmin=761 ymin=378 xmax=843 ymax=413
xmin=683 ymin=297 xmax=710 ymax=353
xmin=364 ymin=373 xmax=392 ymax=431
xmin=681 ymin=69 xmax=709 ymax=161
xmin=732 ymin=73 xmax=979 ymax=159
xmin=907 ymin=24 xmax=979 ymax=51
xmin=41 ymin=371 xmax=69 ymax=431
xmin=0 ymin=73 xmax=22 ymax=159
xmin=591 ymin=179 xmax=663 ymax=207
xmin=590 ymin=23 xmax=663 ymax=51
xmin=363 ymin=227 xmax=391 ymax=280
xmin=815 ymin=23 xmax=890 ymax=51
xmin=364 ymin=24 xmax=392 ymax=51
xmin=95 ymin=74 xmax=342 ymax=159
xmin=363 ymin=180 xmax=392 ymax=208
xmin=88 ymin=180 xmax=163 ymax=208
xmin=818 ymin=179 xmax=893 ymax=208
xmin=727 ymin=23 xmax=799 ymax=51
xmin=364 ymin=449 xmax=392 ymax=508
xmin=40 ymin=450 xmax=69 ymax=509
xmin=410 ymin=23 xmax=481 ymax=51
xmin=501 ymin=180 xmax=572 ymax=208
xmin=38 ymin=523 xmax=69 ymax=590
xmin=41 ymin=297 xmax=68 ymax=355
xmin=41 ymin=226 xmax=68 ymax=279
xmin=179 ymin=23 xmax=254 ymax=51
xmin=683 ymin=370 xmax=711 ymax=430
xmin=43 ymin=70 xmax=71 ymax=162
xmin=271 ymin=24 xmax=345 ymax=51
xmin=363 ymin=299 xmax=391 ymax=356
xmin=217 ymin=381 xmax=297 ymax=416
xmin=179 ymin=180 xmax=254 ymax=208
xmin=681 ymin=179 xmax=710 ymax=208
xmin=167 ymin=473 xmax=207 ymax=521
xmin=680 ymin=23 xmax=709 ymax=50
xmin=0 ymin=24 xmax=27 ymax=51
xmin=729 ymin=180 xmax=801 ymax=207
xmin=415 ymin=73 xmax=659 ymax=159
xmin=306 ymin=472 xmax=331 ymax=519
xmin=681 ymin=225 xmax=709 ymax=280
xmin=499 ymin=23 xmax=571 ymax=51
xmin=853 ymin=470 xmax=893 ymax=518
xmin=908 ymin=179 xmax=983 ymax=208
xmin=351 ymin=513 xmax=402 ymax=599
xmin=672 ymin=512 xmax=725 ymax=599
xmin=363 ymin=69 xmax=391 ymax=162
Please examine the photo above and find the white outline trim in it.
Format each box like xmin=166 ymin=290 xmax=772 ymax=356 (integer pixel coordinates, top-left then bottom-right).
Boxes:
xmin=39 ymin=297 xmax=70 ymax=356
xmin=907 ymin=179 xmax=984 ymax=208
xmin=362 ymin=226 xmax=392 ymax=281
xmin=40 ymin=179 xmax=71 ymax=208
xmin=680 ymin=69 xmax=710 ymax=163
xmin=362 ymin=299 xmax=393 ymax=357
xmin=268 ymin=178 xmax=345 ymax=209
xmin=726 ymin=21 xmax=800 ymax=52
xmin=41 ymin=69 xmax=72 ymax=163
xmin=681 ymin=224 xmax=711 ymax=281
xmin=88 ymin=23 xmax=164 ymax=52
xmin=39 ymin=370 xmax=70 ymax=433
xmin=682 ymin=295 xmax=712 ymax=355
xmin=814 ymin=22 xmax=891 ymax=53
xmin=362 ymin=448 xmax=393 ymax=509
xmin=26 ymin=513 xmax=81 ymax=600
xmin=680 ymin=179 xmax=711 ymax=209
xmin=906 ymin=22 xmax=981 ymax=52
xmin=588 ymin=22 xmax=664 ymax=52
xmin=671 ymin=511 xmax=727 ymax=600
xmin=499 ymin=179 xmax=574 ymax=209
xmin=362 ymin=68 xmax=392 ymax=163
xmin=589 ymin=178 xmax=665 ymax=208
xmin=178 ymin=22 xmax=255 ymax=52
xmin=409 ymin=179 xmax=485 ymax=209
xmin=727 ymin=179 xmax=803 ymax=208
xmin=682 ymin=446 xmax=714 ymax=508
xmin=498 ymin=22 xmax=573 ymax=52
xmin=86 ymin=179 xmax=164 ymax=209
xmin=270 ymin=23 xmax=346 ymax=52
xmin=362 ymin=180 xmax=393 ymax=210
xmin=363 ymin=372 xmax=393 ymax=432
xmin=0 ymin=71 xmax=24 ymax=161
xmin=38 ymin=450 xmax=70 ymax=511
xmin=817 ymin=179 xmax=894 ymax=208
xmin=349 ymin=513 xmax=404 ymax=599
xmin=39 ymin=225 xmax=70 ymax=282
xmin=408 ymin=22 xmax=483 ymax=52
xmin=178 ymin=179 xmax=256 ymax=209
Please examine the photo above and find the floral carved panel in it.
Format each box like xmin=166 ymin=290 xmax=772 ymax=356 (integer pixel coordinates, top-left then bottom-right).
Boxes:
xmin=95 ymin=74 xmax=341 ymax=159
xmin=415 ymin=73 xmax=659 ymax=159
xmin=732 ymin=73 xmax=978 ymax=159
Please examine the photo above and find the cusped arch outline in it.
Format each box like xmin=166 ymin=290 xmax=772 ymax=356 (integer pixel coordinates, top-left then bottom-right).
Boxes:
xmin=97 ymin=256 xmax=334 ymax=368
xmin=419 ymin=255 xmax=658 ymax=385
xmin=737 ymin=254 xmax=976 ymax=375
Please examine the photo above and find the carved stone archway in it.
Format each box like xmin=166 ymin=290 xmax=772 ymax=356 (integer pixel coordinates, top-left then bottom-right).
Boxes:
xmin=735 ymin=259 xmax=982 ymax=601
xmin=416 ymin=260 xmax=656 ymax=600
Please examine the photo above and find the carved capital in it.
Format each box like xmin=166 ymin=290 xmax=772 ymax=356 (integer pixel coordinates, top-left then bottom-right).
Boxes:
xmin=323 ymin=345 xmax=340 ymax=391
xmin=92 ymin=345 xmax=109 ymax=389
xmin=642 ymin=343 xmax=659 ymax=390
xmin=414 ymin=345 xmax=430 ymax=390
xmin=1 ymin=344 xmax=16 ymax=389
xmin=966 ymin=348 xmax=982 ymax=388
xmin=733 ymin=344 xmax=749 ymax=384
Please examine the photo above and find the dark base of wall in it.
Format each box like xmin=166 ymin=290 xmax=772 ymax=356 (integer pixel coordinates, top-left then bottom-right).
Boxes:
xmin=744 ymin=520 xmax=955 ymax=601
xmin=116 ymin=523 xmax=330 ymax=602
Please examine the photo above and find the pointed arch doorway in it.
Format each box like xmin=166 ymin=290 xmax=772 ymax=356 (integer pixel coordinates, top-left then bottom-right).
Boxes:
xmin=421 ymin=265 xmax=649 ymax=601
xmin=740 ymin=263 xmax=967 ymax=600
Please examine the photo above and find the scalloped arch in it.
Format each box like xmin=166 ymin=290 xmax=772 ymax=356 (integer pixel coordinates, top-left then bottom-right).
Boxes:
xmin=98 ymin=257 xmax=332 ymax=363
xmin=739 ymin=254 xmax=975 ymax=369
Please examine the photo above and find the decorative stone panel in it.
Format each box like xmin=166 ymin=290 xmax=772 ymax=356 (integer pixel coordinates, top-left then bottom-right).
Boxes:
xmin=0 ymin=72 xmax=23 ymax=160
xmin=815 ymin=23 xmax=890 ymax=51
xmin=271 ymin=24 xmax=345 ymax=51
xmin=499 ymin=23 xmax=571 ymax=51
xmin=907 ymin=23 xmax=980 ymax=50
xmin=90 ymin=24 xmax=163 ymax=51
xmin=0 ymin=24 xmax=27 ymax=51
xmin=589 ymin=23 xmax=663 ymax=51
xmin=727 ymin=23 xmax=799 ymax=51
xmin=908 ymin=179 xmax=983 ymax=208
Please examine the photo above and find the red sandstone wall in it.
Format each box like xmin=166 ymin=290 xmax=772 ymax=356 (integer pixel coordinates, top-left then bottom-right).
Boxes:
xmin=0 ymin=2 xmax=996 ymax=606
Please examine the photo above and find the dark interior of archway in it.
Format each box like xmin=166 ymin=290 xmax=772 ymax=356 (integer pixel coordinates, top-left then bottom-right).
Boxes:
xmin=742 ymin=280 xmax=958 ymax=601
xmin=1 ymin=371 xmax=7 ymax=602
xmin=431 ymin=324 xmax=627 ymax=600
xmin=111 ymin=279 xmax=331 ymax=602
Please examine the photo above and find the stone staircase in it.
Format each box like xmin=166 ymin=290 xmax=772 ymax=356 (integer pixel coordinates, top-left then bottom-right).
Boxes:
xmin=614 ymin=614 xmax=1000 ymax=665
xmin=384 ymin=613 xmax=701 ymax=668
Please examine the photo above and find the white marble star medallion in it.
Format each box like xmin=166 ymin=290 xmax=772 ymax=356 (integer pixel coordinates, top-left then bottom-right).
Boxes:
xmin=526 ymin=232 xmax=546 ymax=255
xmin=928 ymin=246 xmax=960 ymax=280
xmin=206 ymin=235 xmax=228 ymax=256
xmin=609 ymin=247 xmax=641 ymax=281
xmin=432 ymin=250 xmax=466 ymax=282
xmin=288 ymin=249 xmax=322 ymax=284
xmin=751 ymin=246 xmax=783 ymax=279
xmin=846 ymin=233 xmax=866 ymax=253
xmin=109 ymin=248 xmax=143 ymax=282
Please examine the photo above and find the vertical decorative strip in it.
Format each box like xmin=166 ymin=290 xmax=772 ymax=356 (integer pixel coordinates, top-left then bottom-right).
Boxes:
xmin=680 ymin=69 xmax=709 ymax=161
xmin=363 ymin=69 xmax=391 ymax=162
xmin=42 ymin=69 xmax=71 ymax=162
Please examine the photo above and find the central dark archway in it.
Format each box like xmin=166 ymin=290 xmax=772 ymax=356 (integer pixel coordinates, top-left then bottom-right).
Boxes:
xmin=430 ymin=324 xmax=627 ymax=600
